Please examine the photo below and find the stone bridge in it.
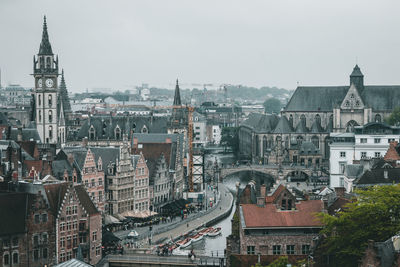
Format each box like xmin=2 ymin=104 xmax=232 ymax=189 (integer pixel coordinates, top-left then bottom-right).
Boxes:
xmin=206 ymin=164 xmax=317 ymax=181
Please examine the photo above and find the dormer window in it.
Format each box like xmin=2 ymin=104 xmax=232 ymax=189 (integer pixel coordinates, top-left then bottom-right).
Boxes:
xmin=384 ymin=170 xmax=389 ymax=179
xmin=141 ymin=125 xmax=148 ymax=133
xmin=89 ymin=126 xmax=95 ymax=140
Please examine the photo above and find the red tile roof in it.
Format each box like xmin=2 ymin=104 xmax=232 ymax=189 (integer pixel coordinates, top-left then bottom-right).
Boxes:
xmin=241 ymin=200 xmax=324 ymax=228
xmin=266 ymin=184 xmax=286 ymax=203
xmin=384 ymin=141 xmax=400 ymax=161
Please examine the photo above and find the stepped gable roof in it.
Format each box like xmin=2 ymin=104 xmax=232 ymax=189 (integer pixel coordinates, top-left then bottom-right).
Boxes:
xmin=44 ymin=182 xmax=69 ymax=216
xmin=0 ymin=192 xmax=34 ymax=235
xmin=88 ymin=147 xmax=120 ymax=174
xmin=300 ymin=142 xmax=319 ymax=155
xmin=295 ymin=121 xmax=309 ymax=133
xmin=76 ymin=116 xmax=168 ymax=140
xmin=272 ymin=116 xmax=294 ymax=133
xmin=384 ymin=142 xmax=400 ymax=161
xmin=241 ymin=113 xmax=279 ymax=133
xmin=240 ymin=200 xmax=324 ymax=228
xmin=131 ymin=155 xmax=141 ymax=169
xmin=310 ymin=120 xmax=325 ymax=133
xmin=238 ymin=184 xmax=257 ymax=204
xmin=75 ymin=184 xmax=99 ymax=215
xmin=355 ymin=168 xmax=400 ymax=187
xmin=266 ymin=184 xmax=286 ymax=203
xmin=285 ymin=86 xmax=348 ymax=112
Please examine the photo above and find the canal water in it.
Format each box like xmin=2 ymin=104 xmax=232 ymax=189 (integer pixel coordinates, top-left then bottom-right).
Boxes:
xmin=182 ymin=152 xmax=273 ymax=257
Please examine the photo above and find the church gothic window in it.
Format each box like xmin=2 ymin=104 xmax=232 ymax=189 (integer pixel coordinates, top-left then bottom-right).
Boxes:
xmin=49 ymin=110 xmax=52 ymax=123
xmin=346 ymin=120 xmax=359 ymax=132
xmin=89 ymin=126 xmax=95 ymax=140
xmin=46 ymin=57 xmax=51 ymax=69
xmin=39 ymin=110 xmax=42 ymax=122
xmin=300 ymin=114 xmax=306 ymax=125
xmin=38 ymin=95 xmax=41 ymax=106
xmin=315 ymin=114 xmax=321 ymax=125
xmin=48 ymin=94 xmax=52 ymax=107
xmin=289 ymin=115 xmax=293 ymax=127
xmin=49 ymin=126 xmax=53 ymax=139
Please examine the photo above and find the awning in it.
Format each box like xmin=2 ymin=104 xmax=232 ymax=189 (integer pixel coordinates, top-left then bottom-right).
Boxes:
xmin=114 ymin=214 xmax=127 ymax=221
xmin=121 ymin=210 xmax=158 ymax=218
xmin=104 ymin=215 xmax=121 ymax=225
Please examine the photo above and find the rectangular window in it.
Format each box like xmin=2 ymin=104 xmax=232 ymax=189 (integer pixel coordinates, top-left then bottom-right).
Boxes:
xmin=361 ymin=152 xmax=367 ymax=158
xmin=60 ymin=237 xmax=65 ymax=248
xmin=42 ymin=248 xmax=48 ymax=259
xmin=12 ymin=237 xmax=18 ymax=247
xmin=360 ymin=138 xmax=367 ymax=143
xmin=4 ymin=254 xmax=9 ymax=265
xmin=42 ymin=233 xmax=48 ymax=244
xmin=287 ymin=245 xmax=295 ymax=255
xmin=339 ymin=162 xmax=346 ymax=174
xmin=302 ymin=244 xmax=310 ymax=254
xmin=375 ymin=152 xmax=381 ymax=158
xmin=247 ymin=246 xmax=255 ymax=255
xmin=33 ymin=235 xmax=39 ymax=246
xmin=91 ymin=179 xmax=96 ymax=187
xmin=34 ymin=214 xmax=40 ymax=224
xmin=92 ymin=231 xmax=97 ymax=241
xmin=340 ymin=177 xmax=344 ymax=187
xmin=388 ymin=138 xmax=396 ymax=143
xmin=42 ymin=213 xmax=48 ymax=223
xmin=340 ymin=151 xmax=346 ymax=158
xmin=273 ymin=245 xmax=281 ymax=255
xmin=374 ymin=138 xmax=381 ymax=143
xmin=33 ymin=249 xmax=39 ymax=261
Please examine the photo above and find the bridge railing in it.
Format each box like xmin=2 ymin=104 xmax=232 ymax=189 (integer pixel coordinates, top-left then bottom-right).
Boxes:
xmin=107 ymin=254 xmax=225 ymax=266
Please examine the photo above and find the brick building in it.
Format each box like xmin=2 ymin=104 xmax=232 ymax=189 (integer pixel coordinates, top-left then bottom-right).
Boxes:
xmin=132 ymin=153 xmax=150 ymax=212
xmin=44 ymin=182 xmax=102 ymax=265
xmin=231 ymin=184 xmax=324 ymax=266
xmin=0 ymin=191 xmax=55 ymax=267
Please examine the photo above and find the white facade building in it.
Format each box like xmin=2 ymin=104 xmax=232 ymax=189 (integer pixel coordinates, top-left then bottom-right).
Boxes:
xmin=329 ymin=122 xmax=400 ymax=189
xmin=193 ymin=112 xmax=207 ymax=146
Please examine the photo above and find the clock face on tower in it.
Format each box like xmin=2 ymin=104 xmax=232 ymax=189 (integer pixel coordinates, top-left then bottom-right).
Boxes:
xmin=46 ymin=79 xmax=54 ymax=88
xmin=37 ymin=78 xmax=43 ymax=88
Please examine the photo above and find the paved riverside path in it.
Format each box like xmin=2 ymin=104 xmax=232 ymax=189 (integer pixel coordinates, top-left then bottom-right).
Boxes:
xmin=150 ymin=183 xmax=233 ymax=244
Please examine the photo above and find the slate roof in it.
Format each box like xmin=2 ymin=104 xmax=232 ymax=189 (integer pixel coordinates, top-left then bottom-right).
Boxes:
xmin=310 ymin=120 xmax=325 ymax=133
xmin=75 ymin=184 xmax=99 ymax=215
xmin=76 ymin=115 xmax=168 ymax=140
xmin=52 ymin=159 xmax=74 ymax=180
xmin=44 ymin=182 xmax=69 ymax=216
xmin=88 ymin=147 xmax=120 ymax=175
xmin=299 ymin=142 xmax=319 ymax=155
xmin=240 ymin=113 xmax=279 ymax=133
xmin=9 ymin=128 xmax=41 ymax=142
xmin=350 ymin=64 xmax=363 ymax=77
xmin=0 ymin=192 xmax=34 ymax=236
xmin=55 ymin=258 xmax=92 ymax=267
xmin=240 ymin=200 xmax=324 ymax=228
xmin=285 ymin=85 xmax=400 ymax=112
xmin=355 ymin=168 xmax=400 ymax=186
xmin=295 ymin=121 xmax=309 ymax=133
xmin=38 ymin=16 xmax=53 ymax=55
xmin=272 ymin=116 xmax=294 ymax=133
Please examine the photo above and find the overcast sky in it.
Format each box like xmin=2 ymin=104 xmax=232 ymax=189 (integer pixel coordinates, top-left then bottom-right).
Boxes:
xmin=1 ymin=0 xmax=400 ymax=93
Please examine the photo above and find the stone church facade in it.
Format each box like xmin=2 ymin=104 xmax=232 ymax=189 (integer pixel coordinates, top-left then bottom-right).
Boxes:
xmin=240 ymin=65 xmax=400 ymax=164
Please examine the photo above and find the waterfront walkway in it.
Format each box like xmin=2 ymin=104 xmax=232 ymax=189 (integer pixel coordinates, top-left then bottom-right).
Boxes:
xmin=113 ymin=183 xmax=233 ymax=247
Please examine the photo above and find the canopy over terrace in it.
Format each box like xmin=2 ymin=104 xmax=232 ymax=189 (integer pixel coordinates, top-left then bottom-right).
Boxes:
xmin=104 ymin=215 xmax=121 ymax=225
xmin=121 ymin=210 xmax=158 ymax=218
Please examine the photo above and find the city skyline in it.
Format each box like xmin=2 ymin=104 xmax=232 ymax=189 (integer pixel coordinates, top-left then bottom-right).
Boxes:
xmin=1 ymin=0 xmax=400 ymax=93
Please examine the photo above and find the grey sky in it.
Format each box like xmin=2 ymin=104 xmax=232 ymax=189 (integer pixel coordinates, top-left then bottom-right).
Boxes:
xmin=1 ymin=0 xmax=400 ymax=93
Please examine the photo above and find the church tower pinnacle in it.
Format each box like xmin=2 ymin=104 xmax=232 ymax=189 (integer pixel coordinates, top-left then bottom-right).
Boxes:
xmin=173 ymin=79 xmax=182 ymax=106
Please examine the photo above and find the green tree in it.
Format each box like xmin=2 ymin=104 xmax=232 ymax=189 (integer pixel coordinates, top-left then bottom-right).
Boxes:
xmin=317 ymin=185 xmax=400 ymax=267
xmin=263 ymin=98 xmax=283 ymax=114
xmin=385 ymin=106 xmax=400 ymax=125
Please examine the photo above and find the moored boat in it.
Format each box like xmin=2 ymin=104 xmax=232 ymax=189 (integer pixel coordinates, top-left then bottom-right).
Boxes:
xmin=177 ymin=238 xmax=192 ymax=248
xmin=191 ymin=233 xmax=204 ymax=243
xmin=207 ymin=227 xmax=222 ymax=237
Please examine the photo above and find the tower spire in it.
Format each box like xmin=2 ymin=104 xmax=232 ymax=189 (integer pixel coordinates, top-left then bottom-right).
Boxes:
xmin=39 ymin=15 xmax=53 ymax=55
xmin=173 ymin=78 xmax=181 ymax=106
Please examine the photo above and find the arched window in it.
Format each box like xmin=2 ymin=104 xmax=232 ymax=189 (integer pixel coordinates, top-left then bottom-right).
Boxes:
xmin=300 ymin=114 xmax=306 ymax=125
xmin=289 ymin=114 xmax=293 ymax=127
xmin=46 ymin=57 xmax=51 ymax=68
xmin=3 ymin=253 xmax=9 ymax=265
xmin=49 ymin=110 xmax=52 ymax=123
xmin=38 ymin=95 xmax=41 ymax=106
xmin=346 ymin=120 xmax=359 ymax=133
xmin=115 ymin=126 xmax=121 ymax=140
xmin=12 ymin=252 xmax=18 ymax=264
xmin=48 ymin=94 xmax=52 ymax=107
xmin=40 ymin=57 xmax=44 ymax=68
xmin=39 ymin=110 xmax=42 ymax=122
xmin=375 ymin=114 xmax=382 ymax=123
xmin=285 ymin=136 xmax=289 ymax=148
xmin=49 ymin=125 xmax=53 ymax=139
xmin=296 ymin=136 xmax=303 ymax=145
xmin=89 ymin=126 xmax=95 ymax=140
xmin=312 ymin=136 xmax=319 ymax=149
xmin=315 ymin=114 xmax=321 ymax=125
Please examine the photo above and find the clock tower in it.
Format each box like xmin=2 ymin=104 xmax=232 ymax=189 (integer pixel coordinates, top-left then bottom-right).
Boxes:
xmin=32 ymin=16 xmax=63 ymax=144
